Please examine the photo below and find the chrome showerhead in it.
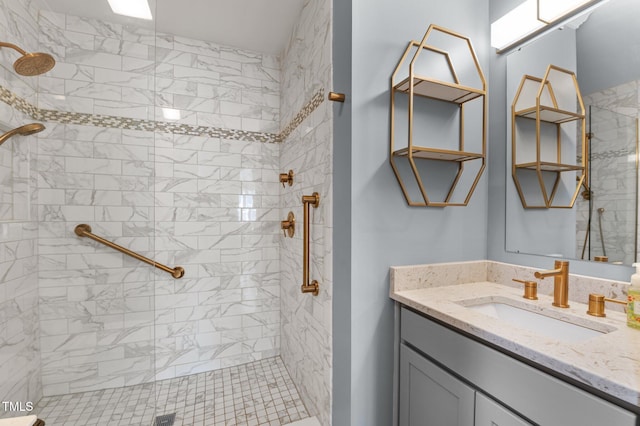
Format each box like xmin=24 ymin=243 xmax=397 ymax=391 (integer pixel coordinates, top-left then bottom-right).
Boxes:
xmin=0 ymin=41 xmax=55 ymax=76
xmin=0 ymin=123 xmax=45 ymax=146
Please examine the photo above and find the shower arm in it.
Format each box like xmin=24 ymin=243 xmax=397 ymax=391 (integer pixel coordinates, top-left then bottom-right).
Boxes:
xmin=74 ymin=224 xmax=185 ymax=279
xmin=0 ymin=41 xmax=27 ymax=55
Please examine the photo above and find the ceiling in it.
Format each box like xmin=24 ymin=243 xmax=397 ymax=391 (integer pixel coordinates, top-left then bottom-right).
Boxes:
xmin=35 ymin=0 xmax=304 ymax=55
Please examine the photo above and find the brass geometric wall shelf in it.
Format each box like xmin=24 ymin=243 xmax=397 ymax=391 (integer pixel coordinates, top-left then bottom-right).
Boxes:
xmin=390 ymin=24 xmax=487 ymax=207
xmin=512 ymin=64 xmax=586 ymax=208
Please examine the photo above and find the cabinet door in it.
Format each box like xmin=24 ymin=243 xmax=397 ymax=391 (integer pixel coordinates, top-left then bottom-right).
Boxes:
xmin=399 ymin=344 xmax=475 ymax=426
xmin=475 ymin=393 xmax=532 ymax=426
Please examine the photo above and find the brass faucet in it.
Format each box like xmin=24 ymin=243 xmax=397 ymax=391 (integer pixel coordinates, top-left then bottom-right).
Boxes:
xmin=534 ymin=260 xmax=570 ymax=308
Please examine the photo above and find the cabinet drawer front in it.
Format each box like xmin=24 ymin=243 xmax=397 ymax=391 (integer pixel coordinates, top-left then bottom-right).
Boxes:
xmin=475 ymin=393 xmax=533 ymax=426
xmin=400 ymin=344 xmax=475 ymax=426
xmin=401 ymin=307 xmax=637 ymax=426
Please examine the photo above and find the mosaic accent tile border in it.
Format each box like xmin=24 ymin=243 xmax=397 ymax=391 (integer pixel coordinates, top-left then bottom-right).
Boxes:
xmin=0 ymin=86 xmax=38 ymax=117
xmin=0 ymin=85 xmax=325 ymax=144
xmin=36 ymin=108 xmax=279 ymax=143
xmin=279 ymin=88 xmax=325 ymax=142
xmin=577 ymin=147 xmax=632 ymax=162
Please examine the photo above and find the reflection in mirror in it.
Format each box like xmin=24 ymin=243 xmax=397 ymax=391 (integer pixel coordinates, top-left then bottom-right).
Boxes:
xmin=578 ymin=107 xmax=637 ymax=264
xmin=505 ymin=0 xmax=640 ymax=266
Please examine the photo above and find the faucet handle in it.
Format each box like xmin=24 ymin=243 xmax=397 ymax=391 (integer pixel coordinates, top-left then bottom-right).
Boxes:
xmin=279 ymin=170 xmax=294 ymax=187
xmin=512 ymin=279 xmax=538 ymax=300
xmin=586 ymin=293 xmax=626 ymax=317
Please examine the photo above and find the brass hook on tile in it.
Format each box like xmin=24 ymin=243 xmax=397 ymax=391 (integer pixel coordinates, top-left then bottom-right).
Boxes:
xmin=328 ymin=92 xmax=345 ymax=102
xmin=279 ymin=170 xmax=294 ymax=187
xmin=281 ymin=211 xmax=295 ymax=238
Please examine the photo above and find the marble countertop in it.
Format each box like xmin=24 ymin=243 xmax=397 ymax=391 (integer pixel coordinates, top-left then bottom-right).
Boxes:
xmin=390 ymin=277 xmax=640 ymax=407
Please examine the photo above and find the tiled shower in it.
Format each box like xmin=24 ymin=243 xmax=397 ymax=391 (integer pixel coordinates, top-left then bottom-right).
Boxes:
xmin=576 ymin=81 xmax=639 ymax=265
xmin=0 ymin=0 xmax=332 ymax=424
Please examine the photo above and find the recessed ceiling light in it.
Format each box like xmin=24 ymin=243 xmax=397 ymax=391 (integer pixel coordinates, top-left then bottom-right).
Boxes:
xmin=162 ymin=108 xmax=181 ymax=121
xmin=107 ymin=0 xmax=152 ymax=20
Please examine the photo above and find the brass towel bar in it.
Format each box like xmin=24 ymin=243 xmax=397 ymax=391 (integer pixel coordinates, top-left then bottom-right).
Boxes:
xmin=74 ymin=224 xmax=185 ymax=279
xmin=301 ymin=193 xmax=320 ymax=295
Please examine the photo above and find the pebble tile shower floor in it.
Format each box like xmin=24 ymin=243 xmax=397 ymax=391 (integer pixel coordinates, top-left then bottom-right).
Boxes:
xmin=33 ymin=357 xmax=309 ymax=426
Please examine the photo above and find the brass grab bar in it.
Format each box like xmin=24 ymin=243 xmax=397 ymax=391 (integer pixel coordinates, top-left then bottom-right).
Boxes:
xmin=301 ymin=193 xmax=320 ymax=295
xmin=74 ymin=224 xmax=185 ymax=279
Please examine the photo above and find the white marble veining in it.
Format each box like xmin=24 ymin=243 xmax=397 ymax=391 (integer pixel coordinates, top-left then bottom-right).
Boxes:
xmin=0 ymin=1 xmax=332 ymax=423
xmin=29 ymin=7 xmax=284 ymax=397
xmin=38 ymin=9 xmax=280 ymax=131
xmin=279 ymin=0 xmax=332 ymax=424
xmin=390 ymin=260 xmax=640 ymax=406
xmin=576 ymin=83 xmax=640 ymax=265
xmin=0 ymin=0 xmax=42 ymax=418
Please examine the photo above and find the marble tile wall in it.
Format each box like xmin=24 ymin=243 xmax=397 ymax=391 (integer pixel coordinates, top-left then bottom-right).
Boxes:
xmin=34 ymin=10 xmax=283 ymax=395
xmin=279 ymin=0 xmax=333 ymax=425
xmin=37 ymin=9 xmax=280 ymax=135
xmin=577 ymin=82 xmax=639 ymax=264
xmin=36 ymin=122 xmax=160 ymax=396
xmin=0 ymin=0 xmax=333 ymax=413
xmin=0 ymin=0 xmax=42 ymax=418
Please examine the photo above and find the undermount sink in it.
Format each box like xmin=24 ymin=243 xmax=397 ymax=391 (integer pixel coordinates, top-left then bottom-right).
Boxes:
xmin=463 ymin=300 xmax=614 ymax=343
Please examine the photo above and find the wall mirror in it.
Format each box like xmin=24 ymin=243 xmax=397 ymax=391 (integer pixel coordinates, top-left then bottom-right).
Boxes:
xmin=505 ymin=0 xmax=640 ymax=266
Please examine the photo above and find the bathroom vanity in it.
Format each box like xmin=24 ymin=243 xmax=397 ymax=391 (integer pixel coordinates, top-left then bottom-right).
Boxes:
xmin=390 ymin=261 xmax=640 ymax=426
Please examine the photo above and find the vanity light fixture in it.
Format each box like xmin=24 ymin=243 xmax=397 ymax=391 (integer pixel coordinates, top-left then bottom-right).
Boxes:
xmin=107 ymin=0 xmax=152 ymax=20
xmin=491 ymin=0 xmax=607 ymax=52
xmin=538 ymin=0 xmax=599 ymax=23
xmin=491 ymin=0 xmax=545 ymax=52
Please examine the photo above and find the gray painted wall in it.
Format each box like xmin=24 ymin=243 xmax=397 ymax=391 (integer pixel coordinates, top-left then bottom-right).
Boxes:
xmin=332 ymin=0 xmax=352 ymax=423
xmin=335 ymin=1 xmax=490 ymax=424
xmin=333 ymin=1 xmax=636 ymax=424
xmin=577 ymin=0 xmax=640 ymax=95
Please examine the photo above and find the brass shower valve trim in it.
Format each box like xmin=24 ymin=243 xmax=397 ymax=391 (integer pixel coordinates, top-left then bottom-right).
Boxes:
xmin=279 ymin=170 xmax=294 ymax=187
xmin=281 ymin=211 xmax=295 ymax=238
xmin=512 ymin=278 xmax=538 ymax=300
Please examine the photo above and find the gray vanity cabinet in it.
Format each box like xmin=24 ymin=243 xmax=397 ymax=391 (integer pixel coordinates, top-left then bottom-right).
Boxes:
xmin=397 ymin=306 xmax=638 ymax=426
xmin=474 ymin=393 xmax=532 ymax=426
xmin=399 ymin=344 xmax=475 ymax=425
xmin=400 ymin=343 xmax=531 ymax=426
